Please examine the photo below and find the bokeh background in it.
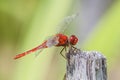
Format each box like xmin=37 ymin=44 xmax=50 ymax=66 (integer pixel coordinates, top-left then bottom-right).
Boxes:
xmin=0 ymin=0 xmax=120 ymax=80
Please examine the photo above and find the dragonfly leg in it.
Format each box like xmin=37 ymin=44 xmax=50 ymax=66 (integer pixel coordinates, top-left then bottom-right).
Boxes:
xmin=71 ymin=45 xmax=81 ymax=52
xmin=72 ymin=46 xmax=77 ymax=49
xmin=60 ymin=47 xmax=66 ymax=59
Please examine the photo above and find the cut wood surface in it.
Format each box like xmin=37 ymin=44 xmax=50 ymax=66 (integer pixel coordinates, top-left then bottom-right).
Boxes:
xmin=65 ymin=47 xmax=107 ymax=80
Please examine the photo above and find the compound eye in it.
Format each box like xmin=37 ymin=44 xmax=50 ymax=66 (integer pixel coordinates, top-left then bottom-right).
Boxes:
xmin=69 ymin=35 xmax=78 ymax=45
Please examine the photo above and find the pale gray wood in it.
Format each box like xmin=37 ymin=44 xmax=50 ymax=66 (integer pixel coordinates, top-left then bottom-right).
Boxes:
xmin=65 ymin=48 xmax=107 ymax=80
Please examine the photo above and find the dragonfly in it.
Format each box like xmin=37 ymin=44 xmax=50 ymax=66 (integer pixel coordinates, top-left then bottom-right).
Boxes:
xmin=14 ymin=13 xmax=79 ymax=59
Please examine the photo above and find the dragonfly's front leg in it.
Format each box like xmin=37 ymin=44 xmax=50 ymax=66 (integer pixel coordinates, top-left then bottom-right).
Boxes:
xmin=60 ymin=47 xmax=66 ymax=59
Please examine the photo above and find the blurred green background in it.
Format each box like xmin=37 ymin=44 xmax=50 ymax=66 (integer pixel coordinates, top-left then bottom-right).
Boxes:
xmin=0 ymin=0 xmax=120 ymax=80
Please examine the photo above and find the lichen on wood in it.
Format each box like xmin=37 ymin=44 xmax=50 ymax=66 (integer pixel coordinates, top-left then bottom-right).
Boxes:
xmin=65 ymin=47 xmax=107 ymax=80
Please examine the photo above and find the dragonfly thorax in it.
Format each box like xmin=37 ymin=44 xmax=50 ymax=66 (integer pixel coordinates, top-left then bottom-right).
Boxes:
xmin=55 ymin=34 xmax=78 ymax=47
xmin=56 ymin=34 xmax=68 ymax=46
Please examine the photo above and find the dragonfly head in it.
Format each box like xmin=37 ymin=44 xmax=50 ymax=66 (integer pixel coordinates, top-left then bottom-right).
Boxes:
xmin=69 ymin=35 xmax=78 ymax=45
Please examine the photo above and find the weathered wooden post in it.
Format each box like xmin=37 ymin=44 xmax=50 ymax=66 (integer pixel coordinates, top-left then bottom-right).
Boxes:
xmin=65 ymin=47 xmax=107 ymax=80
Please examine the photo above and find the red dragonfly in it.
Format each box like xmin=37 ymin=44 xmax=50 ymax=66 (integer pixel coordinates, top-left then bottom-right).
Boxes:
xmin=14 ymin=13 xmax=79 ymax=59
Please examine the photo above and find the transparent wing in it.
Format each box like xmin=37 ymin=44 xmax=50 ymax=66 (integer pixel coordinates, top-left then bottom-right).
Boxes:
xmin=46 ymin=35 xmax=59 ymax=47
xmin=35 ymin=49 xmax=43 ymax=57
xmin=34 ymin=36 xmax=59 ymax=57
xmin=57 ymin=12 xmax=79 ymax=33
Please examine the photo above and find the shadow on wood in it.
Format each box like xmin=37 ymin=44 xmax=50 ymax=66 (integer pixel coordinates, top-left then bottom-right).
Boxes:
xmin=65 ymin=47 xmax=107 ymax=80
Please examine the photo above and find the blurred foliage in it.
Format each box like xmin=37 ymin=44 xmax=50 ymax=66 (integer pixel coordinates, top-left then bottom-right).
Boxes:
xmin=83 ymin=1 xmax=120 ymax=80
xmin=0 ymin=0 xmax=120 ymax=80
xmin=83 ymin=1 xmax=120 ymax=66
xmin=0 ymin=0 xmax=74 ymax=80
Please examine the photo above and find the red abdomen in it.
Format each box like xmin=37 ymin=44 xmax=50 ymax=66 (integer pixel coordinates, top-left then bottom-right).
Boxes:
xmin=14 ymin=41 xmax=47 ymax=59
